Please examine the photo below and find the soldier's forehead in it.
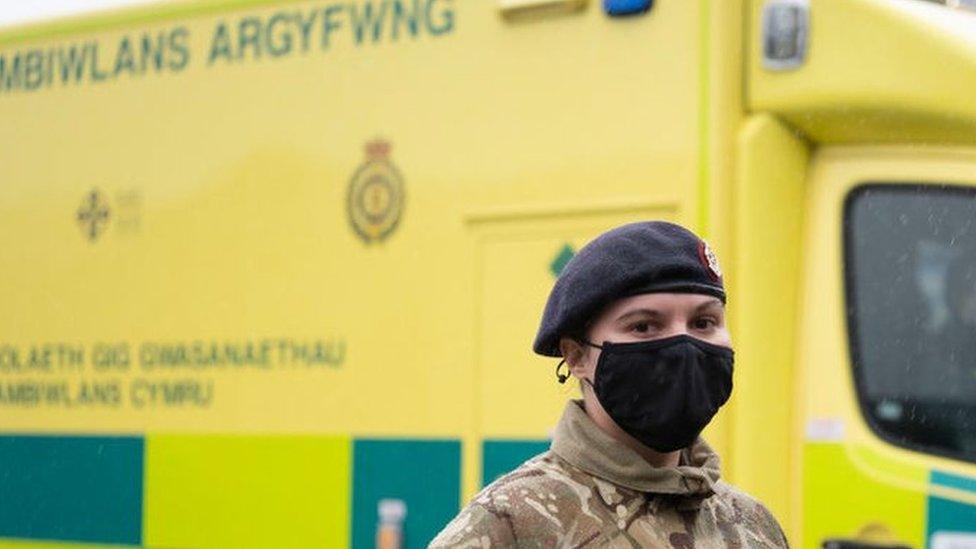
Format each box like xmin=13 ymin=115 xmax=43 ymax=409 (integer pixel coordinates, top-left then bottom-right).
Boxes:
xmin=598 ymin=293 xmax=724 ymax=319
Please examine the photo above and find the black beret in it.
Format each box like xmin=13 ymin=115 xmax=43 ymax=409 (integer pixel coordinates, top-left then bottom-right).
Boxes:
xmin=532 ymin=221 xmax=725 ymax=357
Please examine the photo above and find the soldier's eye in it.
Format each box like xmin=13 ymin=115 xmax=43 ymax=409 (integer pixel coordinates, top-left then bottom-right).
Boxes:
xmin=692 ymin=317 xmax=716 ymax=330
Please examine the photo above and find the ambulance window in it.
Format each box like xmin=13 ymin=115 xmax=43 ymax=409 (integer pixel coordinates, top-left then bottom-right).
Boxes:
xmin=845 ymin=184 xmax=976 ymax=463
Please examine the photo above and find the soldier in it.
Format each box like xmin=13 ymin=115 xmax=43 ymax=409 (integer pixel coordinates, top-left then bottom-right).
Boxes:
xmin=430 ymin=221 xmax=789 ymax=548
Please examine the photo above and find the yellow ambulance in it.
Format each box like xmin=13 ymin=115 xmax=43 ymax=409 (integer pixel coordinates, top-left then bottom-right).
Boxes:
xmin=1 ymin=0 xmax=975 ymax=547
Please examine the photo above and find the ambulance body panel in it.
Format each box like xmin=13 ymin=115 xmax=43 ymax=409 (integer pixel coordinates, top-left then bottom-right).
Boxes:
xmin=0 ymin=0 xmax=973 ymax=547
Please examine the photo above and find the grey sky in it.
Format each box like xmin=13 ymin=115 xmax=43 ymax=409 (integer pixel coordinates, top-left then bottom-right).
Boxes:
xmin=0 ymin=0 xmax=162 ymax=30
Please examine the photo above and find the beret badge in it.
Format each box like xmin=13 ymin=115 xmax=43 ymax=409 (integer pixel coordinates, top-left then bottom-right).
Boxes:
xmin=698 ymin=240 xmax=722 ymax=281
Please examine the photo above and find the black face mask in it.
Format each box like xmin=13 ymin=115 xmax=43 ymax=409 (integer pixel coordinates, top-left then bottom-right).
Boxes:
xmin=577 ymin=334 xmax=734 ymax=453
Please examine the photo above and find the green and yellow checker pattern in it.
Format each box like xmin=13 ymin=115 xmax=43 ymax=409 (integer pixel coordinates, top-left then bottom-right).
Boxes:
xmin=0 ymin=434 xmax=463 ymax=549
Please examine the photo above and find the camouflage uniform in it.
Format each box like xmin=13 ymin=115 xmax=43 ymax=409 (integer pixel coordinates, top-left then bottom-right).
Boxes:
xmin=430 ymin=400 xmax=788 ymax=548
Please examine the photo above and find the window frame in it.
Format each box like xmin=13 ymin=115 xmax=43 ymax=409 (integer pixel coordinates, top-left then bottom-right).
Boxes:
xmin=843 ymin=181 xmax=976 ymax=465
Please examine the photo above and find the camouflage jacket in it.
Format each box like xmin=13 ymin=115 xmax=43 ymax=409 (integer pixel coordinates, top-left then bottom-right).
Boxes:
xmin=430 ymin=400 xmax=788 ymax=548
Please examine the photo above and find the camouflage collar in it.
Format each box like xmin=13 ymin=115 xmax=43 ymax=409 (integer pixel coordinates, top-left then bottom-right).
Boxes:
xmin=550 ymin=400 xmax=721 ymax=500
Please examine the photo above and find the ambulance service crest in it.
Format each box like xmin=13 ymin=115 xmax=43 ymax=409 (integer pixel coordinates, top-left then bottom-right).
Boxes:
xmin=346 ymin=139 xmax=405 ymax=244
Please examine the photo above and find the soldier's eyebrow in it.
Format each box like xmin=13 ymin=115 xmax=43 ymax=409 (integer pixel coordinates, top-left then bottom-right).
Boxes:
xmin=615 ymin=309 xmax=663 ymax=323
xmin=693 ymin=298 xmax=724 ymax=314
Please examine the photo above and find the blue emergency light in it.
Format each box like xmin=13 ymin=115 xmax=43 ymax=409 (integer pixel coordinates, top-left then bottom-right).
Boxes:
xmin=604 ymin=0 xmax=653 ymax=16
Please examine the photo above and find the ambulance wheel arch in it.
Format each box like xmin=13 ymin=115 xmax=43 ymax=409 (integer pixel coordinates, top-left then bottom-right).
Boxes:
xmin=798 ymin=146 xmax=976 ymax=549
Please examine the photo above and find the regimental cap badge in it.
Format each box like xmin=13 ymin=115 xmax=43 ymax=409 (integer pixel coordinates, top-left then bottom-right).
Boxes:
xmin=698 ymin=240 xmax=723 ymax=281
xmin=346 ymin=138 xmax=405 ymax=245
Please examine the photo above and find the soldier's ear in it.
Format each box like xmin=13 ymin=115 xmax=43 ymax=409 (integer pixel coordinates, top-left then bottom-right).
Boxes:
xmin=558 ymin=336 xmax=587 ymax=373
